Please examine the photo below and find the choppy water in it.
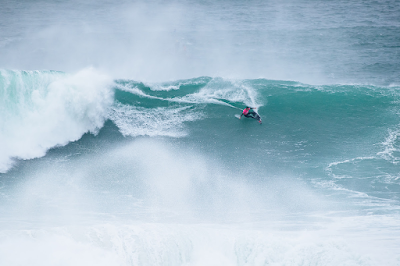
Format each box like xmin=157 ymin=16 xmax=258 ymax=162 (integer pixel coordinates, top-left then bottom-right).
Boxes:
xmin=1 ymin=0 xmax=400 ymax=265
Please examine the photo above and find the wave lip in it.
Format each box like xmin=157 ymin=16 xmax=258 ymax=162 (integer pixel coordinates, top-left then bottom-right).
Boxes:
xmin=0 ymin=68 xmax=114 ymax=173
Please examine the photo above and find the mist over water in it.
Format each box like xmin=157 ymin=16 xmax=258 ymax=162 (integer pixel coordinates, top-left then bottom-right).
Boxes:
xmin=1 ymin=0 xmax=399 ymax=84
xmin=1 ymin=0 xmax=400 ymax=265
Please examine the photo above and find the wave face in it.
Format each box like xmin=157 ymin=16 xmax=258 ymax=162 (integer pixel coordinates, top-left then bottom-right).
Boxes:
xmin=111 ymin=77 xmax=400 ymax=204
xmin=1 ymin=72 xmax=400 ymax=265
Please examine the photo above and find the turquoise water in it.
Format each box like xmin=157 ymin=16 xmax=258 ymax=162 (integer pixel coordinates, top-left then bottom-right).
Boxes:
xmin=1 ymin=0 xmax=400 ymax=265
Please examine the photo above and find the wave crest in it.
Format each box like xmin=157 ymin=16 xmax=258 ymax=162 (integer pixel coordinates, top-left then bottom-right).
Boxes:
xmin=0 ymin=68 xmax=114 ymax=173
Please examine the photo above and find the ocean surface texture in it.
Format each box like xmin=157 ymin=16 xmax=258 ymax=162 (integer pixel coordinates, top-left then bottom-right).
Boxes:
xmin=1 ymin=0 xmax=400 ymax=265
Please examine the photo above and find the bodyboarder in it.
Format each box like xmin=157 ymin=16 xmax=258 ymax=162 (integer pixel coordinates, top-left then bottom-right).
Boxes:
xmin=239 ymin=107 xmax=262 ymax=124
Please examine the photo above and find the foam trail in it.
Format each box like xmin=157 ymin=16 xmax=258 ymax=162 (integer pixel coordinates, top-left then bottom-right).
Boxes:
xmin=0 ymin=67 xmax=114 ymax=172
xmin=109 ymin=104 xmax=203 ymax=137
xmin=175 ymin=79 xmax=262 ymax=108
xmin=378 ymin=128 xmax=400 ymax=164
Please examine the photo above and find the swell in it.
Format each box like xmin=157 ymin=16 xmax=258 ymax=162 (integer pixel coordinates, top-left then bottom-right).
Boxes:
xmin=1 ymin=71 xmax=400 ymax=201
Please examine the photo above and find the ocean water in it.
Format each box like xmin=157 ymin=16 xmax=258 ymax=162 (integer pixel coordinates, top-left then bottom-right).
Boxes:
xmin=1 ymin=0 xmax=400 ymax=265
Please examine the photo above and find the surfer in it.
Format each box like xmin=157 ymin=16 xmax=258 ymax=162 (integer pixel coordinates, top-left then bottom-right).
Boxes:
xmin=240 ymin=107 xmax=262 ymax=123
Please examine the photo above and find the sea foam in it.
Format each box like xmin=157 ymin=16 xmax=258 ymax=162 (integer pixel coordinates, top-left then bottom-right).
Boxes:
xmin=0 ymin=68 xmax=113 ymax=173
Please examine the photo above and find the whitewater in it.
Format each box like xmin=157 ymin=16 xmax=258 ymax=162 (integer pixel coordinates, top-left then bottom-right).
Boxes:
xmin=1 ymin=0 xmax=400 ymax=265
